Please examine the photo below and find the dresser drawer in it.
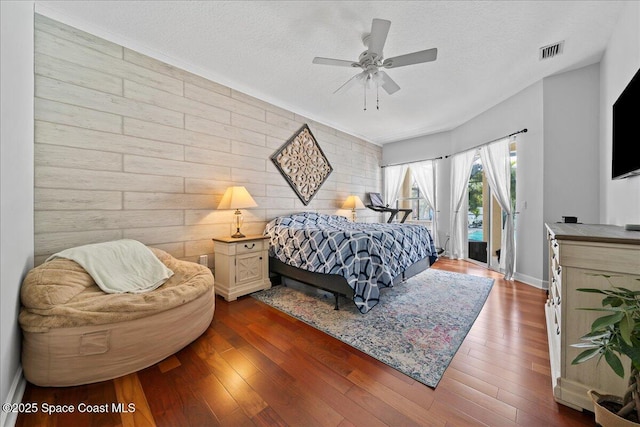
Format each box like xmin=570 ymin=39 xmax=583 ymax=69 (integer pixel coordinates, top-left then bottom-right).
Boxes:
xmin=560 ymin=241 xmax=640 ymax=275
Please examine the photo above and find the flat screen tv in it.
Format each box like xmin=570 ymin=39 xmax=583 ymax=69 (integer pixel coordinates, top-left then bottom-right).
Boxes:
xmin=612 ymin=67 xmax=640 ymax=179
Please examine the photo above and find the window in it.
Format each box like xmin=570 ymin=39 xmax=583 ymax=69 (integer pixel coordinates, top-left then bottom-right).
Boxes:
xmin=408 ymin=180 xmax=433 ymax=220
xmin=397 ymin=171 xmax=433 ymax=221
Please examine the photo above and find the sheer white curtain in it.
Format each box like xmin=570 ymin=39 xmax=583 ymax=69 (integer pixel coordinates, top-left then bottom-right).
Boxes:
xmin=410 ymin=160 xmax=438 ymax=247
xmin=449 ymin=150 xmax=477 ymax=259
xmin=384 ymin=164 xmax=408 ymax=207
xmin=479 ymin=138 xmax=515 ymax=280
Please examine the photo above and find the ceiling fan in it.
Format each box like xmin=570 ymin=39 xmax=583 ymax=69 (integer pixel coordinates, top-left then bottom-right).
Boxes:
xmin=312 ymin=18 xmax=438 ymax=109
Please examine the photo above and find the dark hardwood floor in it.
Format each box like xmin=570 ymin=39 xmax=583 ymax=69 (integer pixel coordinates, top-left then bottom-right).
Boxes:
xmin=16 ymin=258 xmax=595 ymax=426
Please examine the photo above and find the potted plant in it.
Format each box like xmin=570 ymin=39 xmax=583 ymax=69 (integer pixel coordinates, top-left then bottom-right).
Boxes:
xmin=571 ymin=275 xmax=640 ymax=426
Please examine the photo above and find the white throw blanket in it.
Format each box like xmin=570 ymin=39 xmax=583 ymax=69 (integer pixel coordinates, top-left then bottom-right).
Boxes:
xmin=46 ymin=239 xmax=174 ymax=294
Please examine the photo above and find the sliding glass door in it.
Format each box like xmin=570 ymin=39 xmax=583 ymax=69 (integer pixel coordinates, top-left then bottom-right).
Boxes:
xmin=467 ymin=156 xmax=488 ymax=265
xmin=467 ymin=141 xmax=517 ymax=272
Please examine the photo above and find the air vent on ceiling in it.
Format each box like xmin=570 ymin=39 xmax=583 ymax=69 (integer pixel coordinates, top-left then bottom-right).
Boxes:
xmin=539 ymin=41 xmax=564 ymax=60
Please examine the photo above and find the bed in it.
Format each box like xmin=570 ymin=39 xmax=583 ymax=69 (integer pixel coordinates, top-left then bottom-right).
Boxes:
xmin=264 ymin=212 xmax=437 ymax=313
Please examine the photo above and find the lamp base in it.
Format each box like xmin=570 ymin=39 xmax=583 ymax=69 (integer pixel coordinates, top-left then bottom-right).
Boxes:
xmin=231 ymin=209 xmax=245 ymax=238
xmin=231 ymin=229 xmax=246 ymax=238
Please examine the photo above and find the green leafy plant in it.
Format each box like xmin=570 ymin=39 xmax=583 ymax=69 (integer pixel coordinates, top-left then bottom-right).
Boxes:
xmin=572 ymin=274 xmax=640 ymax=422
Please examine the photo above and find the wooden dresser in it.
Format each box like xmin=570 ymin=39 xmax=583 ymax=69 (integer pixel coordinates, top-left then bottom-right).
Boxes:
xmin=545 ymin=223 xmax=640 ymax=411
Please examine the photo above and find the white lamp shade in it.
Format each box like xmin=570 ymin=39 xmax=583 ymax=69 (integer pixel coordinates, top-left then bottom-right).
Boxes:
xmin=217 ymin=186 xmax=258 ymax=210
xmin=341 ymin=195 xmax=365 ymax=210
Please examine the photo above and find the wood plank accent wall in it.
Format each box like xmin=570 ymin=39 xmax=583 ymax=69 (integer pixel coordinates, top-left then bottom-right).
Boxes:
xmin=33 ymin=14 xmax=383 ymax=266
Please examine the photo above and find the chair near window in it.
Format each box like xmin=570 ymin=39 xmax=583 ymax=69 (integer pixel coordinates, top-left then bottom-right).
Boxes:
xmin=365 ymin=192 xmax=412 ymax=223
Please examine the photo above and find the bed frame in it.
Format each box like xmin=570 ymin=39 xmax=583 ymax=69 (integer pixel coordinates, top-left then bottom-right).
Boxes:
xmin=269 ymin=255 xmax=435 ymax=310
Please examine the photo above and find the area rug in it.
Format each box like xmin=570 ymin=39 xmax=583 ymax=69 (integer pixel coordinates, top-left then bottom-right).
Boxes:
xmin=252 ymin=268 xmax=494 ymax=388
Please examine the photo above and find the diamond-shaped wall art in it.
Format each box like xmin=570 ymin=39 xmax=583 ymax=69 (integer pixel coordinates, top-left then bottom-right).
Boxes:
xmin=271 ymin=124 xmax=333 ymax=206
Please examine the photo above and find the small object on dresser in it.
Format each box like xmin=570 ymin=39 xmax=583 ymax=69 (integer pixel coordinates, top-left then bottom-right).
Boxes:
xmin=625 ymin=224 xmax=640 ymax=231
xmin=562 ymin=216 xmax=578 ymax=223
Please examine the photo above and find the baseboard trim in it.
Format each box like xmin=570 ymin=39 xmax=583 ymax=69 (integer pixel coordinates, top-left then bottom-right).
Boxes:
xmin=514 ymin=272 xmax=547 ymax=290
xmin=1 ymin=366 xmax=26 ymax=427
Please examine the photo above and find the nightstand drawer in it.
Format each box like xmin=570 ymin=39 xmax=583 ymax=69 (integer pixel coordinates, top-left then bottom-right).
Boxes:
xmin=236 ymin=240 xmax=263 ymax=254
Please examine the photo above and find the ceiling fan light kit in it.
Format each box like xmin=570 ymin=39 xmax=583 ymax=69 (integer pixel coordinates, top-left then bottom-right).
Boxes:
xmin=313 ymin=18 xmax=438 ymax=111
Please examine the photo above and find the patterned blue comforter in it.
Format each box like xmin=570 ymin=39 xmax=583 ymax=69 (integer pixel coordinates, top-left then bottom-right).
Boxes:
xmin=264 ymin=212 xmax=437 ymax=313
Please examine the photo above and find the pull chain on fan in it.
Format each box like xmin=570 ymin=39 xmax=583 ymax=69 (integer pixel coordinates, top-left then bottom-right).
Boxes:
xmin=362 ymin=73 xmax=379 ymax=111
xmin=364 ymin=83 xmax=367 ymax=111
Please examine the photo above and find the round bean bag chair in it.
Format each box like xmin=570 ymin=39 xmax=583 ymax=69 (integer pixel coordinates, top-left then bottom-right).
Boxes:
xmin=19 ymin=246 xmax=214 ymax=387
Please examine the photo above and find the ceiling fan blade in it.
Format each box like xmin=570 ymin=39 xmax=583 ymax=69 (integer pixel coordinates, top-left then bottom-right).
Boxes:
xmin=333 ymin=71 xmax=366 ymax=94
xmin=313 ymin=57 xmax=359 ymax=67
xmin=367 ymin=19 xmax=391 ymax=56
xmin=378 ymin=71 xmax=400 ymax=95
xmin=382 ymin=48 xmax=438 ymax=69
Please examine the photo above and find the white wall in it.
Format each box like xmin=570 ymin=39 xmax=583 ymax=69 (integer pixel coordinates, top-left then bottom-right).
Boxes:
xmin=450 ymin=81 xmax=544 ymax=285
xmin=382 ymin=131 xmax=451 ymax=167
xmin=0 ymin=1 xmax=34 ymax=422
xmin=379 ymin=5 xmax=640 ymax=287
xmin=383 ymin=81 xmax=545 ymax=284
xmin=540 ymin=63 xmax=601 ymax=282
xmin=543 ymin=63 xmax=600 ymax=228
xmin=600 ymin=1 xmax=640 ymax=225
xmin=383 ymin=63 xmax=611 ymax=288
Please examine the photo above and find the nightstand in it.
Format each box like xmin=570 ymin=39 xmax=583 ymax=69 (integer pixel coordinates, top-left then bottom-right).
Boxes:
xmin=212 ymin=235 xmax=271 ymax=301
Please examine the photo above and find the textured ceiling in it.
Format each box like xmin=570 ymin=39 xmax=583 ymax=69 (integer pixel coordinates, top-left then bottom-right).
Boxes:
xmin=36 ymin=1 xmax=624 ymax=145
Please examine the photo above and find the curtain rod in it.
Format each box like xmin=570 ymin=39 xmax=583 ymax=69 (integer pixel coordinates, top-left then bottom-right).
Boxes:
xmin=381 ymin=128 xmax=527 ymax=168
xmin=381 ymin=155 xmax=444 ymax=169
xmin=444 ymin=128 xmax=527 ymax=159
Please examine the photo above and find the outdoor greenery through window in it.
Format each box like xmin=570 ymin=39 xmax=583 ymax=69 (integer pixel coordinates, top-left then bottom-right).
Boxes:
xmin=468 ymin=160 xmax=484 ymax=228
xmin=467 ymin=144 xmax=517 ymax=242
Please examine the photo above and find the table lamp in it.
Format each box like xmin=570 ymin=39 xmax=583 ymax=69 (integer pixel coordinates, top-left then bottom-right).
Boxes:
xmin=342 ymin=195 xmax=365 ymax=222
xmin=217 ymin=186 xmax=258 ymax=238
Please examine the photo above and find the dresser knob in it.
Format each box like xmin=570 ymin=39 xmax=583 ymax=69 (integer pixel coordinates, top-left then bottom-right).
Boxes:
xmin=245 ymin=243 xmax=255 ymax=249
